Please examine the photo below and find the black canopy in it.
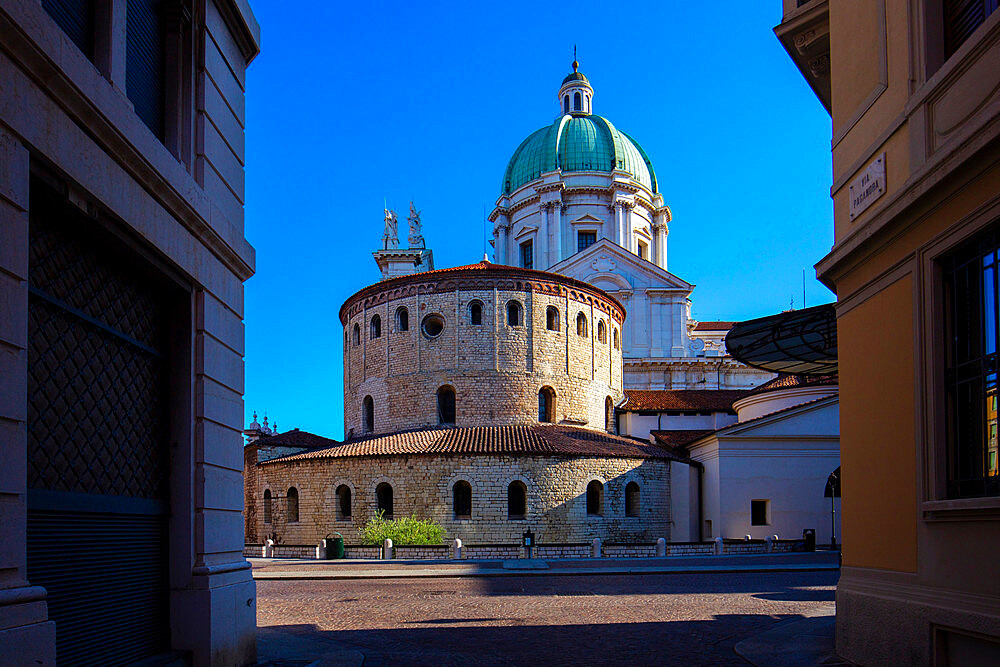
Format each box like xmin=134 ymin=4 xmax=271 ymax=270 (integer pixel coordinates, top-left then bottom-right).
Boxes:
xmin=725 ymin=303 xmax=837 ymax=376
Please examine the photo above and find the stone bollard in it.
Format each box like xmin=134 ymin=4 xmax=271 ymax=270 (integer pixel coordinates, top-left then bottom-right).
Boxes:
xmin=591 ymin=538 xmax=602 ymax=558
xmin=452 ymin=538 xmax=463 ymax=560
xmin=656 ymin=537 xmax=666 ymax=557
xmin=765 ymin=535 xmax=774 ymax=553
xmin=315 ymin=539 xmax=327 ymax=560
xmin=744 ymin=534 xmax=752 ymax=541
xmin=714 ymin=537 xmax=724 ymax=555
xmin=263 ymin=538 xmax=274 ymax=558
xmin=382 ymin=538 xmax=393 ymax=560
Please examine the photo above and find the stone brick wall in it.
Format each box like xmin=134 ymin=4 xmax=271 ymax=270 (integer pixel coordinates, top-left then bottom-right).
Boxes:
xmin=340 ymin=270 xmax=624 ymax=438
xmin=253 ymin=453 xmax=670 ymax=545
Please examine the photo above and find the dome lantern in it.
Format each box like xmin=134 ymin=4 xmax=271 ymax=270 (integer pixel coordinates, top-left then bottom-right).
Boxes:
xmin=558 ymin=59 xmax=593 ymax=117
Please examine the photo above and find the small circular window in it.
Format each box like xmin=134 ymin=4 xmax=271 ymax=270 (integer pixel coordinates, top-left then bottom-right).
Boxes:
xmin=422 ymin=314 xmax=445 ymax=338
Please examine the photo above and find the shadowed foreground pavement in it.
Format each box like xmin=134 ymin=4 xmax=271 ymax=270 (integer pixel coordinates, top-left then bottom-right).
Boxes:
xmin=255 ymin=570 xmax=839 ymax=665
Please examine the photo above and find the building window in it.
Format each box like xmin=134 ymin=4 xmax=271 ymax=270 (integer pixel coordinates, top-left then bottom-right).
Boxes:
xmin=944 ymin=1 xmax=999 ymax=59
xmin=469 ymin=301 xmax=483 ymax=325
xmin=520 ymin=240 xmax=533 ymax=269
xmin=563 ymin=95 xmax=569 ymax=114
xmin=353 ymin=323 xmax=361 ymax=346
xmin=586 ymin=480 xmax=603 ymax=516
xmin=263 ymin=489 xmax=272 ymax=524
xmin=453 ymin=481 xmax=472 ymax=519
xmin=370 ymin=314 xmax=381 ymax=339
xmin=576 ymin=312 xmax=588 ymax=337
xmin=538 ymin=386 xmax=555 ymax=423
xmin=943 ymin=227 xmax=1000 ymax=498
xmin=597 ymin=319 xmax=607 ymax=343
xmin=704 ymin=519 xmax=713 ymax=538
xmin=508 ymin=481 xmax=527 ymax=519
xmin=573 ymin=91 xmax=581 ymax=111
xmin=625 ymin=482 xmax=640 ymax=517
xmin=363 ymin=395 xmax=374 ymax=433
xmin=126 ymin=0 xmax=165 ymax=140
xmin=578 ymin=231 xmax=597 ymax=252
xmin=422 ymin=314 xmax=445 ymax=338
xmin=438 ymin=385 xmax=456 ymax=424
xmin=605 ymin=396 xmax=614 ymax=432
xmin=376 ymin=482 xmax=393 ymax=518
xmin=507 ymin=300 xmax=522 ymax=326
xmin=336 ymin=485 xmax=351 ymax=520
xmin=546 ymin=306 xmax=559 ymax=331
xmin=637 ymin=240 xmax=648 ymax=260
xmin=751 ymin=499 xmax=769 ymax=526
xmin=287 ymin=487 xmax=299 ymax=523
xmin=613 ymin=327 xmax=620 ymax=350
xmin=396 ymin=307 xmax=409 ymax=332
xmin=42 ymin=0 xmax=96 ymax=59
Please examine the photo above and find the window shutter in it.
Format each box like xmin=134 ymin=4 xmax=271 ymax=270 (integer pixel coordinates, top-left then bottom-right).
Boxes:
xmin=126 ymin=0 xmax=165 ymax=139
xmin=944 ymin=0 xmax=999 ymax=58
xmin=41 ymin=0 xmax=95 ymax=58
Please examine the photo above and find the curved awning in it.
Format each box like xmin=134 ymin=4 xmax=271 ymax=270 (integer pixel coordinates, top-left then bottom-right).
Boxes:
xmin=725 ymin=303 xmax=837 ymax=376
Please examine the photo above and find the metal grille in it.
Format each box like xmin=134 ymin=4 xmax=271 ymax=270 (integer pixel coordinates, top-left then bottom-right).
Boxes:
xmin=27 ymin=207 xmax=169 ymax=499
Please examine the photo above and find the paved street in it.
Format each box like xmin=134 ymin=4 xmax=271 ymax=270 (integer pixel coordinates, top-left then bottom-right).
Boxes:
xmin=256 ymin=570 xmax=838 ymax=665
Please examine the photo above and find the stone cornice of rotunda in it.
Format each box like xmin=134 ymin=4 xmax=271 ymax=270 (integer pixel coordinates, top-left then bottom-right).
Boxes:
xmin=488 ymin=206 xmax=510 ymax=224
xmin=507 ymin=194 xmax=541 ymax=216
xmin=654 ymin=205 xmax=672 ymax=221
xmin=338 ymin=263 xmax=626 ymax=325
xmin=623 ymin=357 xmax=752 ymax=369
xmin=535 ymin=182 xmax=565 ymax=195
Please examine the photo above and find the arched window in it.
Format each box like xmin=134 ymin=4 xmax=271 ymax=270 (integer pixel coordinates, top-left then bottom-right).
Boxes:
xmin=438 ymin=385 xmax=456 ymax=424
xmin=353 ymin=323 xmax=360 ymax=346
xmin=508 ymin=481 xmax=527 ymax=519
xmin=376 ymin=482 xmax=393 ymax=518
xmin=287 ymin=487 xmax=299 ymax=523
xmin=605 ymin=396 xmax=614 ymax=432
xmin=586 ymin=480 xmax=603 ymax=516
xmin=507 ymin=300 xmax=522 ymax=326
xmin=469 ymin=301 xmax=483 ymax=325
xmin=453 ymin=480 xmax=472 ymax=518
xmin=625 ymin=482 xmax=640 ymax=517
xmin=613 ymin=327 xmax=620 ymax=350
xmin=576 ymin=312 xmax=588 ymax=337
xmin=370 ymin=314 xmax=381 ymax=339
xmin=563 ymin=95 xmax=569 ymax=114
xmin=396 ymin=307 xmax=409 ymax=332
xmin=573 ymin=91 xmax=581 ymax=111
xmin=546 ymin=306 xmax=559 ymax=331
xmin=263 ymin=489 xmax=272 ymax=524
xmin=363 ymin=395 xmax=374 ymax=433
xmin=336 ymin=485 xmax=351 ymax=520
xmin=597 ymin=319 xmax=607 ymax=343
xmin=538 ymin=386 xmax=555 ymax=423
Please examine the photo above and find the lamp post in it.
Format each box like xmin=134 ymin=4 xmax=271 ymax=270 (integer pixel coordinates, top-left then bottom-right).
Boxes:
xmin=829 ymin=470 xmax=839 ymax=549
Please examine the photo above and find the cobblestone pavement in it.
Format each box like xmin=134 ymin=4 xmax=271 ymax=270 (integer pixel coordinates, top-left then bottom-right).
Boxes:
xmin=256 ymin=571 xmax=838 ymax=665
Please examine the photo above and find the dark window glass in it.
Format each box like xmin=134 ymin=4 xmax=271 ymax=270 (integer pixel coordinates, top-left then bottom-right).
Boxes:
xmin=944 ymin=226 xmax=1000 ymax=498
xmin=507 ymin=301 xmax=522 ymax=326
xmin=538 ymin=387 xmax=555 ymax=423
xmin=638 ymin=241 xmax=648 ymax=260
xmin=520 ymin=240 xmax=533 ymax=269
xmin=578 ymin=231 xmax=597 ymax=252
xmin=287 ymin=487 xmax=299 ymax=523
xmin=563 ymin=95 xmax=569 ymax=114
xmin=126 ymin=0 xmax=165 ymax=139
xmin=573 ymin=92 xmax=581 ymax=111
xmin=546 ymin=306 xmax=559 ymax=331
xmin=42 ymin=0 xmax=95 ymax=58
xmin=353 ymin=323 xmax=360 ymax=346
xmin=586 ymin=480 xmax=603 ymax=516
xmin=605 ymin=396 xmax=614 ymax=432
xmin=944 ymin=0 xmax=999 ymax=58
xmin=470 ymin=302 xmax=483 ymax=325
xmin=376 ymin=483 xmax=393 ymax=518
xmin=363 ymin=396 xmax=374 ymax=433
xmin=438 ymin=386 xmax=456 ymax=424
xmin=422 ymin=314 xmax=445 ymax=337
xmin=337 ymin=485 xmax=351 ymax=520
xmin=625 ymin=482 xmax=640 ymax=517
xmin=598 ymin=320 xmax=607 ymax=343
xmin=576 ymin=313 xmax=587 ymax=337
xmin=453 ymin=481 xmax=472 ymax=518
xmin=508 ymin=481 xmax=527 ymax=519
xmin=751 ymin=499 xmax=768 ymax=526
xmin=370 ymin=314 xmax=381 ymax=339
xmin=396 ymin=307 xmax=409 ymax=332
xmin=263 ymin=489 xmax=272 ymax=523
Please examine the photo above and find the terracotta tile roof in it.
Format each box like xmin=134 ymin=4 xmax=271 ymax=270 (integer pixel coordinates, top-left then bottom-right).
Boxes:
xmin=745 ymin=373 xmax=838 ymax=397
xmin=621 ymin=389 xmax=750 ymax=412
xmin=261 ymin=424 xmax=681 ymax=463
xmin=694 ymin=321 xmax=734 ymax=331
xmin=250 ymin=429 xmax=338 ymax=449
xmin=650 ymin=429 xmax=716 ymax=449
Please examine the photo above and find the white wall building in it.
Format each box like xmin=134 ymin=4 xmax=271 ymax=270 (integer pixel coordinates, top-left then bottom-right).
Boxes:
xmin=490 ymin=62 xmax=772 ymax=391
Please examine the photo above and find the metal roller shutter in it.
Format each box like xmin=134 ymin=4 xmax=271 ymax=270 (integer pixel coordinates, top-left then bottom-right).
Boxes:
xmin=126 ymin=0 xmax=165 ymax=139
xmin=41 ymin=0 xmax=95 ymax=59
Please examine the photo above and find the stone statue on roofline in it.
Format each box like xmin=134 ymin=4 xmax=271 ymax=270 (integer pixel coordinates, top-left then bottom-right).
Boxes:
xmin=407 ymin=201 xmax=424 ymax=249
xmin=382 ymin=208 xmax=399 ymax=250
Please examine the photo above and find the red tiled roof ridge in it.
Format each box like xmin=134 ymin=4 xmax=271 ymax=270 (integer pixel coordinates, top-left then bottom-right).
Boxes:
xmin=693 ymin=321 xmax=735 ymax=331
xmin=744 ymin=373 xmax=838 ymax=398
xmin=622 ymin=389 xmax=751 ymax=412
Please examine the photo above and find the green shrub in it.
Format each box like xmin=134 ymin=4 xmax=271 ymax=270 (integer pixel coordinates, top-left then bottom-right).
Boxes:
xmin=359 ymin=511 xmax=446 ymax=546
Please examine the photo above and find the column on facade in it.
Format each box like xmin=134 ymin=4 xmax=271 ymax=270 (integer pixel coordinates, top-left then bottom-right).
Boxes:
xmin=671 ymin=298 xmax=688 ymax=357
xmin=536 ymin=204 xmax=548 ymax=269
xmin=495 ymin=218 xmax=508 ymax=264
xmin=550 ymin=201 xmax=562 ymax=268
xmin=648 ymin=290 xmax=664 ymax=357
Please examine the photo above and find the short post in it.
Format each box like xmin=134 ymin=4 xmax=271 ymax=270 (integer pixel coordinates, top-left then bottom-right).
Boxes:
xmin=765 ymin=535 xmax=774 ymax=553
xmin=656 ymin=537 xmax=666 ymax=557
xmin=714 ymin=537 xmax=724 ymax=555
xmin=263 ymin=538 xmax=274 ymax=558
xmin=591 ymin=538 xmax=602 ymax=559
xmin=316 ymin=539 xmax=327 ymax=560
xmin=522 ymin=529 xmax=535 ymax=559
xmin=744 ymin=534 xmax=751 ymax=541
xmin=452 ymin=538 xmax=463 ymax=560
xmin=382 ymin=538 xmax=393 ymax=560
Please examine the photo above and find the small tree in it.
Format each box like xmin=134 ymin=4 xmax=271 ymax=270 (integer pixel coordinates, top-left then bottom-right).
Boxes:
xmin=359 ymin=510 xmax=445 ymax=546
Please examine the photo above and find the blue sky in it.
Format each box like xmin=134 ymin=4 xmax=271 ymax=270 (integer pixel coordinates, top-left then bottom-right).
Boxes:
xmin=242 ymin=1 xmax=834 ymax=438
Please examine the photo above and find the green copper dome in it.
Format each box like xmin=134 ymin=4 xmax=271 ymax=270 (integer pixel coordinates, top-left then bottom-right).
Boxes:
xmin=502 ymin=115 xmax=658 ymax=195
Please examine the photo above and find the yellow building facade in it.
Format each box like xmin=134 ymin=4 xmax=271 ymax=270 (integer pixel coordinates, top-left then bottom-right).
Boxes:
xmin=776 ymin=1 xmax=1000 ymax=663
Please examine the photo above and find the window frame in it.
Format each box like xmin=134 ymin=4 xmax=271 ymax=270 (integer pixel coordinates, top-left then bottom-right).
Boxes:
xmin=625 ymin=481 xmax=640 ymax=517
xmin=546 ymin=306 xmax=559 ymax=331
xmin=520 ymin=239 xmax=533 ymax=269
xmin=507 ymin=300 xmax=523 ymax=327
xmin=396 ymin=306 xmax=409 ymax=332
xmin=578 ymin=231 xmax=597 ymax=253
xmin=336 ymin=484 xmax=352 ymax=521
xmin=750 ymin=499 xmax=769 ymax=526
xmin=286 ymin=487 xmax=299 ymax=524
xmin=586 ymin=480 xmax=604 ymax=516
xmin=376 ymin=482 xmax=393 ymax=518
xmin=370 ymin=314 xmax=381 ymax=339
xmin=469 ymin=301 xmax=483 ymax=325
xmin=437 ymin=385 xmax=456 ymax=425
xmin=507 ymin=480 xmax=527 ymax=519
xmin=453 ymin=480 xmax=472 ymax=519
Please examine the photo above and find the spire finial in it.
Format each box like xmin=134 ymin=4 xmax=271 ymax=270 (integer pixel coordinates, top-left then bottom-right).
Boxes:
xmin=572 ymin=45 xmax=578 ymax=72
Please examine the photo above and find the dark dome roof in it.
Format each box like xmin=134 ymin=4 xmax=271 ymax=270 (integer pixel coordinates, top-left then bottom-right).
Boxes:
xmin=562 ymin=71 xmax=589 ymax=85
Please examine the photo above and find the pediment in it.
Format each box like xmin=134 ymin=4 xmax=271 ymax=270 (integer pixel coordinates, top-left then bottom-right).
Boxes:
xmin=513 ymin=225 xmax=538 ymax=240
xmin=572 ymin=214 xmax=604 ymax=225
xmin=550 ymin=238 xmax=694 ymax=291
